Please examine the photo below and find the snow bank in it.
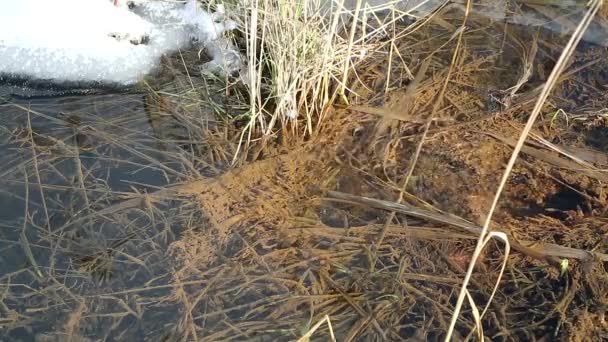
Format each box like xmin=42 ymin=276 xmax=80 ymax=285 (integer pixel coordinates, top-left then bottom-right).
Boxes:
xmin=0 ymin=0 xmax=239 ymax=85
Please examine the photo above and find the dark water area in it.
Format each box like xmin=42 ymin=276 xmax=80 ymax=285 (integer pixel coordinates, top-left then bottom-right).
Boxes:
xmin=0 ymin=92 xmax=187 ymax=341
xmin=0 ymin=74 xmax=148 ymax=101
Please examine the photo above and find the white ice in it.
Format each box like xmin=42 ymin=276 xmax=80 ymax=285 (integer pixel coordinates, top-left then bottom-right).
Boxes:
xmin=0 ymin=0 xmax=238 ymax=85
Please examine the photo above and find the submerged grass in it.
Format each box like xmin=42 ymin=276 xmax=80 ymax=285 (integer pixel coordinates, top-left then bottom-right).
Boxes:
xmin=2 ymin=0 xmax=608 ymax=341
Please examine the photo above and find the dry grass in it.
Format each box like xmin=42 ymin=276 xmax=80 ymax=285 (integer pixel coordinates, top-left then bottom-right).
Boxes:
xmin=446 ymin=0 xmax=603 ymax=339
xmin=2 ymin=0 xmax=608 ymax=341
xmin=0 ymin=95 xmax=187 ymax=340
xmin=222 ymin=0 xmax=425 ymax=151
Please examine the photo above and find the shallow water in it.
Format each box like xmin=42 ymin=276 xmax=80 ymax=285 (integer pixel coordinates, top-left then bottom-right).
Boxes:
xmin=0 ymin=93 xmax=186 ymax=340
xmin=322 ymin=0 xmax=608 ymax=46
xmin=1 ymin=1 xmax=607 ymax=340
xmin=0 ymin=0 xmax=239 ymax=85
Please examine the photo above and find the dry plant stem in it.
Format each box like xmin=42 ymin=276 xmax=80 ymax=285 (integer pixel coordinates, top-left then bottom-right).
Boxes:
xmin=234 ymin=0 xmax=260 ymax=163
xmin=296 ymin=315 xmax=336 ymax=342
xmin=374 ymin=1 xmax=470 ymax=250
xmin=505 ymin=32 xmax=538 ymax=102
xmin=327 ymin=191 xmax=606 ymax=262
xmin=373 ymin=120 xmax=429 ymax=251
xmin=26 ymin=110 xmax=51 ymax=235
xmin=19 ymin=168 xmax=43 ymax=279
xmin=315 ymin=0 xmax=346 ymax=132
xmin=178 ymin=48 xmax=196 ymax=91
xmin=340 ymin=0 xmax=362 ymax=104
xmin=444 ymin=1 xmax=602 ymax=340
xmin=370 ymin=58 xmax=435 ymax=247
xmin=72 ymin=127 xmax=91 ymax=217
xmin=322 ymin=273 xmax=388 ymax=340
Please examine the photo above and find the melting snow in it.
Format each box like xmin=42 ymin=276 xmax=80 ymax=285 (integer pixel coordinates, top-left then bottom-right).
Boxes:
xmin=0 ymin=0 xmax=240 ymax=85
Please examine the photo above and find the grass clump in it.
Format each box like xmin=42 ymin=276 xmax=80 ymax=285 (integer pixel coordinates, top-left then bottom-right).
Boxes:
xmin=224 ymin=0 xmax=406 ymax=144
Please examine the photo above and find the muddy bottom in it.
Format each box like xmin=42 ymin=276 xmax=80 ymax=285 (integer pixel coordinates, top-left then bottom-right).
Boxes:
xmin=162 ymin=110 xmax=608 ymax=340
xmin=158 ymin=7 xmax=608 ymax=341
xmin=2 ymin=4 xmax=608 ymax=342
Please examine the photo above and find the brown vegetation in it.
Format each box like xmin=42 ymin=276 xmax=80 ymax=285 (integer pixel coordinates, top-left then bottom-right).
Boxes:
xmin=1 ymin=1 xmax=608 ymax=341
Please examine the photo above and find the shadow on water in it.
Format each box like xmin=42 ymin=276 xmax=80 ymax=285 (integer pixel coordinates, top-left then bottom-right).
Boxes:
xmin=0 ymin=91 xmax=189 ymax=340
xmin=0 ymin=77 xmax=136 ymax=100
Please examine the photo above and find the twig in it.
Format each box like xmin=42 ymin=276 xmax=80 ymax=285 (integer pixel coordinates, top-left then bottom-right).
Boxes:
xmin=25 ymin=109 xmax=51 ymax=234
xmin=19 ymin=168 xmax=43 ymax=279
xmin=339 ymin=0 xmax=363 ymax=104
xmin=326 ymin=191 xmax=607 ymax=263
xmin=296 ymin=315 xmax=336 ymax=342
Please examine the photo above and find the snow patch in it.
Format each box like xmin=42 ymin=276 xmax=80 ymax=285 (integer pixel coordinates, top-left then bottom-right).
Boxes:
xmin=0 ymin=0 xmax=241 ymax=85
